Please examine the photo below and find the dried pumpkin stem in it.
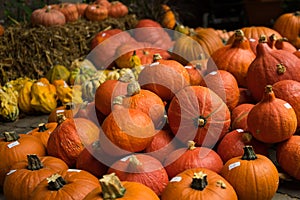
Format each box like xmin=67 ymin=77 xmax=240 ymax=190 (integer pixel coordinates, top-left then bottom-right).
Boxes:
xmin=265 ymin=85 xmax=273 ymax=93
xmin=188 ymin=140 xmax=196 ymax=150
xmin=193 ymin=116 xmax=207 ymax=127
xmin=38 ymin=123 xmax=48 ymax=132
xmin=100 ymin=173 xmax=126 ymax=199
xmin=234 ymin=29 xmax=245 ymax=42
xmin=259 ymin=35 xmax=268 ymax=43
xmin=47 ymin=174 xmax=66 ymax=191
xmin=27 ymin=154 xmax=44 ymax=170
xmin=276 ymin=63 xmax=286 ymax=75
xmin=127 ymin=81 xmax=141 ymax=96
xmin=128 ymin=155 xmax=142 ymax=171
xmin=241 ymin=145 xmax=257 ymax=160
xmin=153 ymin=53 xmax=162 ymax=62
xmin=190 ymin=171 xmax=208 ymax=191
xmin=57 ymin=113 xmax=67 ymax=125
xmin=241 ymin=132 xmax=253 ymax=143
xmin=3 ymin=131 xmax=20 ymax=142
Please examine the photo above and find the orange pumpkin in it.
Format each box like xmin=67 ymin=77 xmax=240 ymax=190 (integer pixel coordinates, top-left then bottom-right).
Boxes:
xmin=221 ymin=145 xmax=279 ymax=200
xmin=272 ymin=80 xmax=300 ymax=130
xmin=144 ymin=129 xmax=180 ymax=163
xmin=27 ymin=122 xmax=58 ymax=148
xmin=107 ymin=154 xmax=169 ymax=196
xmin=273 ymin=11 xmax=300 ymax=49
xmin=94 ymin=78 xmax=131 ymax=117
xmin=164 ymin=141 xmax=223 ymax=178
xmin=3 ymin=155 xmax=68 ymax=200
xmin=247 ymin=85 xmax=297 ymax=143
xmin=167 ymin=85 xmax=231 ymax=147
xmin=83 ymin=173 xmax=160 ymax=200
xmin=47 ymin=114 xmax=100 ymax=167
xmin=108 ymin=1 xmax=128 ymax=18
xmin=226 ymin=26 xmax=282 ymax=54
xmin=0 ymin=131 xmax=46 ymax=187
xmin=75 ymin=2 xmax=88 ymax=18
xmin=138 ymin=56 xmax=190 ymax=101
xmin=184 ymin=59 xmax=207 ymax=86
xmin=200 ymin=70 xmax=240 ymax=111
xmin=247 ymin=35 xmax=300 ymax=101
xmin=206 ymin=29 xmax=256 ymax=87
xmin=29 ymin=169 xmax=100 ymax=200
xmin=85 ymin=4 xmax=108 ymax=21
xmin=55 ymin=3 xmax=79 ymax=22
xmin=231 ymin=103 xmax=254 ymax=130
xmin=161 ymin=168 xmax=238 ymax=200
xmin=216 ymin=129 xmax=269 ymax=163
xmin=100 ymin=107 xmax=156 ymax=156
xmin=120 ymin=81 xmax=166 ymax=128
xmin=277 ymin=135 xmax=300 ymax=180
xmin=30 ymin=5 xmax=66 ymax=27
xmin=48 ymin=102 xmax=79 ymax=123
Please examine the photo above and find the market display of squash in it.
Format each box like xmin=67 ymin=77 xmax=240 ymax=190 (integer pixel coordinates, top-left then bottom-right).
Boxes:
xmin=1 ymin=1 xmax=300 ymax=199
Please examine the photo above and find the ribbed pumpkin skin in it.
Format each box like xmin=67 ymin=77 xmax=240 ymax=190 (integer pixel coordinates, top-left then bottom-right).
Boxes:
xmin=200 ymin=70 xmax=240 ymax=111
xmin=168 ymin=86 xmax=231 ymax=147
xmin=3 ymin=156 xmax=68 ymax=200
xmin=107 ymin=154 xmax=169 ymax=196
xmin=83 ymin=181 xmax=160 ymax=200
xmin=247 ymin=87 xmax=297 ymax=143
xmin=47 ymin=118 xmax=99 ymax=167
xmin=247 ymin=40 xmax=300 ymax=102
xmin=0 ymin=134 xmax=46 ymax=187
xmin=221 ymin=149 xmax=279 ymax=200
xmin=207 ymin=33 xmax=256 ymax=87
xmin=231 ymin=103 xmax=254 ymax=130
xmin=273 ymin=11 xmax=300 ymax=49
xmin=138 ymin=61 xmax=190 ymax=101
xmin=272 ymin=80 xmax=300 ymax=129
xmin=122 ymin=89 xmax=166 ymax=129
xmin=277 ymin=135 xmax=300 ymax=180
xmin=164 ymin=146 xmax=223 ymax=178
xmin=161 ymin=168 xmax=238 ymax=200
xmin=95 ymin=79 xmax=129 ymax=116
xmin=100 ymin=107 xmax=156 ymax=156
xmin=29 ymin=169 xmax=100 ymax=200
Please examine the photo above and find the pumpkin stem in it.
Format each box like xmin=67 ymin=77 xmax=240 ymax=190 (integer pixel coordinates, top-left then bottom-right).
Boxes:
xmin=100 ymin=173 xmax=126 ymax=199
xmin=216 ymin=180 xmax=227 ymax=189
xmin=258 ymin=35 xmax=268 ymax=43
xmin=113 ymin=95 xmax=125 ymax=106
xmin=294 ymin=11 xmax=300 ymax=16
xmin=127 ymin=81 xmax=141 ymax=96
xmin=118 ymin=72 xmax=135 ymax=83
xmin=47 ymin=174 xmax=67 ymax=191
xmin=128 ymin=155 xmax=142 ymax=172
xmin=38 ymin=123 xmax=48 ymax=132
xmin=190 ymin=171 xmax=208 ymax=191
xmin=193 ymin=116 xmax=207 ymax=127
xmin=241 ymin=145 xmax=257 ymax=160
xmin=262 ymin=85 xmax=276 ymax=102
xmin=57 ymin=113 xmax=67 ymax=125
xmin=234 ymin=29 xmax=245 ymax=42
xmin=195 ymin=63 xmax=203 ymax=70
xmin=27 ymin=154 xmax=44 ymax=170
xmin=188 ymin=140 xmax=196 ymax=150
xmin=3 ymin=131 xmax=20 ymax=142
xmin=241 ymin=132 xmax=253 ymax=143
xmin=276 ymin=63 xmax=286 ymax=75
xmin=153 ymin=53 xmax=163 ymax=62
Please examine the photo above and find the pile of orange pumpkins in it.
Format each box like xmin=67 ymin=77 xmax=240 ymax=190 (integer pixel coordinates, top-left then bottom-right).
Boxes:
xmin=0 ymin=6 xmax=300 ymax=200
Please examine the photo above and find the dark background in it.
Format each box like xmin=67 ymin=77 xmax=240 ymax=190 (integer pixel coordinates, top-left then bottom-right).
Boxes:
xmin=0 ymin=0 xmax=299 ymax=30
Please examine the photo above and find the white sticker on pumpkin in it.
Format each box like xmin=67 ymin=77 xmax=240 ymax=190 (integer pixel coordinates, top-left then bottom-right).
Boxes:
xmin=184 ymin=66 xmax=192 ymax=69
xmin=228 ymin=161 xmax=240 ymax=170
xmin=284 ymin=103 xmax=292 ymax=109
xmin=7 ymin=141 xmax=20 ymax=148
xmin=236 ymin=129 xmax=244 ymax=133
xmin=170 ymin=176 xmax=182 ymax=182
xmin=7 ymin=169 xmax=16 ymax=175
xmin=56 ymin=110 xmax=65 ymax=113
xmin=120 ymin=155 xmax=131 ymax=162
xmin=150 ymin=62 xmax=159 ymax=67
xmin=36 ymin=82 xmax=45 ymax=86
xmin=209 ymin=71 xmax=218 ymax=75
xmin=67 ymin=169 xmax=81 ymax=172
